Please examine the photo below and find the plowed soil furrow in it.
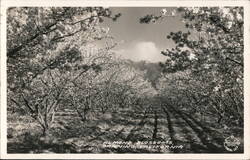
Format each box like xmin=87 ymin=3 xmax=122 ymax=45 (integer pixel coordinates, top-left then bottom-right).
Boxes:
xmin=167 ymin=105 xmax=225 ymax=153
xmin=161 ymin=107 xmax=180 ymax=153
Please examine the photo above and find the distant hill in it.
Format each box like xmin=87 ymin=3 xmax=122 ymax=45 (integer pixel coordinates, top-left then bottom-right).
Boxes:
xmin=127 ymin=60 xmax=163 ymax=88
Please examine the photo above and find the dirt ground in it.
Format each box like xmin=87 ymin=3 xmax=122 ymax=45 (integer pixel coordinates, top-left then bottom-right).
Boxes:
xmin=7 ymin=105 xmax=243 ymax=153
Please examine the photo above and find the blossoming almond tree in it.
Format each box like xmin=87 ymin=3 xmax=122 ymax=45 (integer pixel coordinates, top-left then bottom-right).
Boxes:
xmin=7 ymin=7 xmax=121 ymax=137
xmin=141 ymin=7 xmax=243 ymax=130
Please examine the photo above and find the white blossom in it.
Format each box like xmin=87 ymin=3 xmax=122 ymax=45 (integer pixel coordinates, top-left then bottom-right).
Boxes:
xmin=91 ymin=11 xmax=98 ymax=17
xmin=236 ymin=13 xmax=243 ymax=21
xmin=192 ymin=7 xmax=199 ymax=14
xmin=226 ymin=21 xmax=233 ymax=29
xmin=151 ymin=18 xmax=156 ymax=23
xmin=160 ymin=8 xmax=168 ymax=16
xmin=219 ymin=7 xmax=234 ymax=20
xmin=171 ymin=10 xmax=176 ymax=16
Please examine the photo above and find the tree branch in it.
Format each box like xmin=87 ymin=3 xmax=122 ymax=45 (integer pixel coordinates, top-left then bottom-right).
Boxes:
xmin=226 ymin=57 xmax=243 ymax=67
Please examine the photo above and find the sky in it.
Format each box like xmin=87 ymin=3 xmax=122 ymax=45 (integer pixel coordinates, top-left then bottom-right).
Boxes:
xmin=99 ymin=7 xmax=187 ymax=62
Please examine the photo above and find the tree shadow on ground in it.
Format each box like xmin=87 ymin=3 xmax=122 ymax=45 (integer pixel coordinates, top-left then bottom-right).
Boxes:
xmin=7 ymin=132 xmax=78 ymax=153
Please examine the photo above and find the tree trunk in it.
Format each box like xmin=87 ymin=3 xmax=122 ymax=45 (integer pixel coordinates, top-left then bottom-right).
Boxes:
xmin=217 ymin=113 xmax=223 ymax=124
xmin=42 ymin=126 xmax=49 ymax=137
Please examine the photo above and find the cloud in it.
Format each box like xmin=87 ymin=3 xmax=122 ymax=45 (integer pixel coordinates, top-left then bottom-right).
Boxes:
xmin=116 ymin=41 xmax=166 ymax=62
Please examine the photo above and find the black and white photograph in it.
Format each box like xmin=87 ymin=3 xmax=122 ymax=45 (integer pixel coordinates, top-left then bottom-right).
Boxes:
xmin=1 ymin=0 xmax=249 ymax=158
